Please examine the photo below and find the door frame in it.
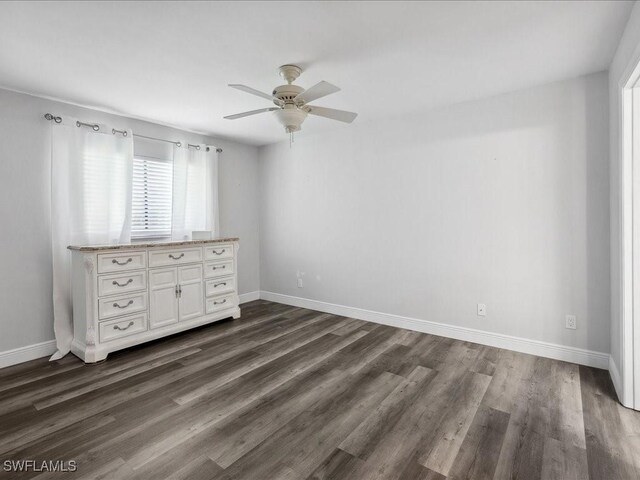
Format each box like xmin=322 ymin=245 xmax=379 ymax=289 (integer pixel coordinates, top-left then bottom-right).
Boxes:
xmin=620 ymin=55 xmax=640 ymax=410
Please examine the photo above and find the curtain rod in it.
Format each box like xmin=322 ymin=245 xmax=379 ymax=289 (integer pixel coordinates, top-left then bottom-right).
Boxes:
xmin=44 ymin=113 xmax=223 ymax=153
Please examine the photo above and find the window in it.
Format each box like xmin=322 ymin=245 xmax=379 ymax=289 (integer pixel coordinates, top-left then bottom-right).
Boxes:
xmin=131 ymin=156 xmax=173 ymax=239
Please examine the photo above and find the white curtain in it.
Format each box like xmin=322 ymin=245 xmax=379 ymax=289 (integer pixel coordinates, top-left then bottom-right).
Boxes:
xmin=50 ymin=118 xmax=133 ymax=360
xmin=171 ymin=144 xmax=219 ymax=240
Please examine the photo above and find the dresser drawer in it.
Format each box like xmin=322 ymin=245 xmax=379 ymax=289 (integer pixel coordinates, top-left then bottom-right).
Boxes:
xmin=204 ymin=259 xmax=234 ymax=278
xmin=206 ymin=293 xmax=237 ymax=314
xmin=98 ymin=270 xmax=147 ymax=297
xmin=97 ymin=251 xmax=146 ymax=274
xmin=205 ymin=276 xmax=236 ymax=297
xmin=99 ymin=313 xmax=147 ymax=343
xmin=204 ymin=244 xmax=233 ymax=261
xmin=149 ymin=247 xmax=203 ymax=268
xmin=98 ymin=292 xmax=148 ymax=320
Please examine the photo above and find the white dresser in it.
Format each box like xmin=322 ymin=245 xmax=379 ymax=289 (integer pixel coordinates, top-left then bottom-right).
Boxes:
xmin=68 ymin=238 xmax=240 ymax=362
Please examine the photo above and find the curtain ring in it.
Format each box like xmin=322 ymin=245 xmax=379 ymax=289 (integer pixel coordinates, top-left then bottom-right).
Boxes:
xmin=92 ymin=124 xmax=99 ymax=131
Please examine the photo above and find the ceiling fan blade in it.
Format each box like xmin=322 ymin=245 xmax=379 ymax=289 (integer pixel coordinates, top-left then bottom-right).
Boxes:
xmin=224 ymin=107 xmax=280 ymax=120
xmin=306 ymin=105 xmax=358 ymax=123
xmin=228 ymin=84 xmax=283 ymax=106
xmin=294 ymin=81 xmax=341 ymax=104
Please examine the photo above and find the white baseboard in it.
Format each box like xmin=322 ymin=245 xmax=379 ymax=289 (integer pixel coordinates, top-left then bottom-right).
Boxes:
xmin=0 ymin=291 xmax=611 ymax=372
xmin=0 ymin=340 xmax=57 ymax=369
xmin=239 ymin=291 xmax=261 ymax=304
xmin=261 ymin=291 xmax=610 ymax=369
xmin=609 ymin=355 xmax=630 ymax=408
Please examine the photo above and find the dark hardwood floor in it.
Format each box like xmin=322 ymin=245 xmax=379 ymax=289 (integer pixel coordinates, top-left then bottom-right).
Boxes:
xmin=1 ymin=300 xmax=639 ymax=479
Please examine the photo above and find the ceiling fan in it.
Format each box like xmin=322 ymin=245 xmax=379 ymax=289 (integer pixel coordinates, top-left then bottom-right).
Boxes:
xmin=224 ymin=64 xmax=358 ymax=136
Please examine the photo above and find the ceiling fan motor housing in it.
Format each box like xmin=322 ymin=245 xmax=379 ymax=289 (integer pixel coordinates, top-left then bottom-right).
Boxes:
xmin=272 ymin=84 xmax=305 ymax=105
xmin=272 ymin=84 xmax=308 ymax=132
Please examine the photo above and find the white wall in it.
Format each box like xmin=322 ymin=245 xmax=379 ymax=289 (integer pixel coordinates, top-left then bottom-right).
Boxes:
xmin=0 ymin=88 xmax=260 ymax=353
xmin=609 ymin=1 xmax=640 ymax=406
xmin=259 ymin=72 xmax=610 ymax=355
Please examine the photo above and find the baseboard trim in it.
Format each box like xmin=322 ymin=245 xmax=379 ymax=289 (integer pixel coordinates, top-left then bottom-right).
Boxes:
xmin=239 ymin=291 xmax=261 ymax=304
xmin=0 ymin=340 xmax=57 ymax=369
xmin=608 ymin=355 xmax=630 ymax=407
xmin=0 ymin=291 xmax=610 ymax=371
xmin=260 ymin=291 xmax=609 ymax=369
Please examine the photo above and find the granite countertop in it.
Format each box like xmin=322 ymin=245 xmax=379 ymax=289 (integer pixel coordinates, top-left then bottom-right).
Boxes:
xmin=67 ymin=237 xmax=239 ymax=252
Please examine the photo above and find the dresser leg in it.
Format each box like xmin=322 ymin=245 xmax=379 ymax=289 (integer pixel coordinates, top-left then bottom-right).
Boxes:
xmin=81 ymin=346 xmax=108 ymax=363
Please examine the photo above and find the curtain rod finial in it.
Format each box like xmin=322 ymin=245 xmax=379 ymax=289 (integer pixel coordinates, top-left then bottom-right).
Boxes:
xmin=44 ymin=113 xmax=62 ymax=123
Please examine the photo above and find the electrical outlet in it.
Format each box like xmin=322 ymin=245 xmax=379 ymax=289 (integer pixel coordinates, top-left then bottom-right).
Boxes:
xmin=297 ymin=278 xmax=304 ymax=288
xmin=477 ymin=303 xmax=486 ymax=316
xmin=566 ymin=315 xmax=577 ymax=330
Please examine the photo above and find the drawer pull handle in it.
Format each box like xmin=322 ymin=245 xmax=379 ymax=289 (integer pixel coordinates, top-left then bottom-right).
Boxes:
xmin=112 ymin=258 xmax=133 ymax=266
xmin=214 ymin=282 xmax=227 ymax=288
xmin=113 ymin=321 xmax=134 ymax=331
xmin=214 ymin=299 xmax=227 ymax=305
xmin=112 ymin=279 xmax=133 ymax=287
xmin=113 ymin=300 xmax=134 ymax=309
xmin=169 ymin=253 xmax=185 ymax=260
xmin=212 ymin=265 xmax=226 ymax=270
xmin=212 ymin=249 xmax=226 ymax=255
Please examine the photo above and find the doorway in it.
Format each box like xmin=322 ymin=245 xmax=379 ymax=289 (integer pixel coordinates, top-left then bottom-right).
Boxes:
xmin=622 ymin=59 xmax=640 ymax=410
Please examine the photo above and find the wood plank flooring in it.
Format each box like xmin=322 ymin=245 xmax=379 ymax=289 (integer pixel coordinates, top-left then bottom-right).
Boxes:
xmin=1 ymin=300 xmax=639 ymax=479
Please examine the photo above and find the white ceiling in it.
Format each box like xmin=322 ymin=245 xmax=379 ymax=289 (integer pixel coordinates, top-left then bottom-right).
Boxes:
xmin=0 ymin=1 xmax=633 ymax=146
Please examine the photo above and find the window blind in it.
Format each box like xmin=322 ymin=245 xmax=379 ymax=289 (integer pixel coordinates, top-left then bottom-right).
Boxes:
xmin=131 ymin=156 xmax=173 ymax=239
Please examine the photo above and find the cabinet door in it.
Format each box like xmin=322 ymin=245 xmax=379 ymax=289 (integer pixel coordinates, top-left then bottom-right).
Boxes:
xmin=149 ymin=267 xmax=179 ymax=329
xmin=178 ymin=264 xmax=204 ymax=322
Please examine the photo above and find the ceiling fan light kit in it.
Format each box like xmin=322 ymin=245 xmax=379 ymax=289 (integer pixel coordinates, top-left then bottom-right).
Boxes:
xmin=225 ymin=64 xmax=358 ymax=141
xmin=274 ymin=107 xmax=307 ymax=134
